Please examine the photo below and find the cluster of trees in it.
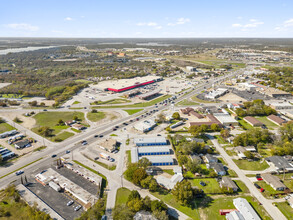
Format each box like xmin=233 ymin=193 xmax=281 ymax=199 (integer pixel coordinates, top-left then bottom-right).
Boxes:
xmin=37 ymin=126 xmax=54 ymax=137
xmin=77 ymin=198 xmax=105 ymax=220
xmin=113 ymin=190 xmax=169 ymax=220
xmin=172 ymin=180 xmax=203 ymax=206
xmin=124 ymin=158 xmax=158 ymax=191
xmin=256 ymin=67 xmax=293 ymax=93
xmin=188 ymin=123 xmax=221 ymax=136
xmin=235 ymin=99 xmax=276 ymax=117
xmin=270 ymin=122 xmax=293 ymax=156
xmin=0 ymin=184 xmax=51 ymax=219
xmin=233 ymin=128 xmax=273 ymax=147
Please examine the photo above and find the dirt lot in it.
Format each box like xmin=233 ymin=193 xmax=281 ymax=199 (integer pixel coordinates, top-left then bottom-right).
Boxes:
xmin=218 ymin=92 xmax=247 ymax=103
xmin=0 ymin=112 xmax=36 ymax=129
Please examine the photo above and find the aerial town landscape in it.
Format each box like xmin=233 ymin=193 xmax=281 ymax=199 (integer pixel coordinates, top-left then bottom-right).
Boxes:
xmin=1 ymin=1 xmax=293 ymax=220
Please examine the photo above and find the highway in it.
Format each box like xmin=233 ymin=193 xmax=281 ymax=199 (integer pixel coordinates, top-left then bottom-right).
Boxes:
xmin=1 ymin=68 xmax=266 ymax=220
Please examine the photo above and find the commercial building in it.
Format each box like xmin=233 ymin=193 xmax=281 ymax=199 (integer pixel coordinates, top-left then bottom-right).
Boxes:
xmin=259 ymin=87 xmax=292 ymax=99
xmin=0 ymin=130 xmax=18 ymax=138
xmin=134 ymin=119 xmax=157 ymax=133
xmin=14 ymin=139 xmax=31 ymax=149
xmin=226 ymin=210 xmax=245 ymax=220
xmin=189 ymin=114 xmax=222 ymax=127
xmin=105 ymin=76 xmax=162 ymax=93
xmin=267 ymin=115 xmax=286 ymax=126
xmin=137 ymin=146 xmax=170 ymax=156
xmin=181 ymin=107 xmax=204 ymax=118
xmin=280 ymin=109 xmax=293 ymax=119
xmin=220 ymin=176 xmax=239 ymax=192
xmin=213 ymin=113 xmax=238 ymax=126
xmin=0 ymin=147 xmax=15 ymax=160
xmin=170 ymin=121 xmax=184 ymax=129
xmin=243 ymin=116 xmax=264 ymax=127
xmin=143 ymin=155 xmax=174 ymax=166
xmin=270 ymin=102 xmax=293 ymax=110
xmin=233 ymin=198 xmax=261 ymax=220
xmin=98 ymin=139 xmax=117 ymax=152
xmin=261 ymin=173 xmax=286 ymax=191
xmin=137 ymin=89 xmax=161 ymax=100
xmin=134 ymin=137 xmax=167 ymax=146
xmin=186 ymin=66 xmax=197 ymax=72
xmin=265 ymin=156 xmax=293 ymax=172
xmin=205 ymin=88 xmax=228 ymax=100
xmin=35 ymin=168 xmax=98 ymax=210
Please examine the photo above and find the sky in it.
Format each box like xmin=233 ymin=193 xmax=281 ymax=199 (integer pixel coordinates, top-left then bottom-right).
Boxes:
xmin=1 ymin=0 xmax=293 ymax=38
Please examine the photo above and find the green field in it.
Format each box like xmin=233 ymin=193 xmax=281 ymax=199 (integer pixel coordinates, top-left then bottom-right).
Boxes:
xmin=176 ymin=99 xmax=199 ymax=106
xmin=87 ymin=111 xmax=106 ymax=122
xmin=234 ymin=180 xmax=249 ymax=193
xmin=92 ymin=95 xmax=172 ymax=109
xmin=53 ymin=131 xmax=74 ymax=142
xmin=126 ymin=150 xmax=131 ymax=163
xmin=0 ymin=94 xmax=23 ymax=99
xmin=255 ymin=116 xmax=278 ymax=129
xmin=71 ymin=128 xmax=81 ymax=133
xmin=91 ymin=98 xmax=131 ymax=105
xmin=0 ymin=123 xmax=15 ymax=133
xmin=238 ymin=118 xmax=254 ymax=130
xmin=189 ymin=178 xmax=222 ymax=194
xmin=123 ymin=109 xmax=143 ymax=115
xmin=115 ymin=187 xmax=131 ymax=206
xmin=32 ymin=111 xmax=86 ymax=139
xmin=191 ymin=95 xmax=216 ymax=103
xmin=274 ymin=202 xmax=293 ymax=219
xmin=72 ymin=101 xmax=81 ymax=105
xmin=233 ymin=159 xmax=269 ymax=171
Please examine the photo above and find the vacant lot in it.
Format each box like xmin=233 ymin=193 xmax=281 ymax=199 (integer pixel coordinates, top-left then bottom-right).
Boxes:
xmin=115 ymin=187 xmax=131 ymax=206
xmin=189 ymin=178 xmax=222 ymax=194
xmin=123 ymin=109 xmax=143 ymax=115
xmin=176 ymin=99 xmax=199 ymax=106
xmin=87 ymin=111 xmax=106 ymax=122
xmin=0 ymin=123 xmax=15 ymax=133
xmin=233 ymin=159 xmax=269 ymax=171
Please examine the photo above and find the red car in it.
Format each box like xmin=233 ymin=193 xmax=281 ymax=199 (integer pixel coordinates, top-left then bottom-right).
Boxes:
xmin=260 ymin=188 xmax=265 ymax=192
xmin=257 ymin=177 xmax=263 ymax=181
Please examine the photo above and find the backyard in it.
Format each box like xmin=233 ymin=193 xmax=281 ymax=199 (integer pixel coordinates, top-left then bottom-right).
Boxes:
xmin=233 ymin=159 xmax=269 ymax=171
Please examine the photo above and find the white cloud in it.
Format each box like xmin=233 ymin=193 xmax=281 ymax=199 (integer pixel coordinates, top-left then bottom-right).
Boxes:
xmin=232 ymin=19 xmax=264 ymax=28
xmin=64 ymin=17 xmax=73 ymax=21
xmin=136 ymin=22 xmax=162 ymax=30
xmin=5 ymin=23 xmax=39 ymax=31
xmin=168 ymin=17 xmax=190 ymax=26
xmin=284 ymin=18 xmax=293 ymax=27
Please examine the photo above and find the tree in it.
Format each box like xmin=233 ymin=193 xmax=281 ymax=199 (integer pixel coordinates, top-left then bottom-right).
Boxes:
xmin=28 ymin=100 xmax=37 ymax=106
xmin=40 ymin=102 xmax=45 ymax=106
xmin=132 ymin=168 xmax=147 ymax=185
xmin=156 ymin=113 xmax=166 ymax=123
xmin=138 ymin=158 xmax=151 ymax=169
xmin=172 ymin=112 xmax=180 ymax=120
xmin=244 ymin=151 xmax=254 ymax=159
xmin=149 ymin=179 xmax=158 ymax=192
xmin=124 ymin=163 xmax=139 ymax=181
xmin=151 ymin=200 xmax=168 ymax=212
xmin=172 ymin=180 xmax=194 ymax=206
xmin=73 ymin=115 xmax=79 ymax=121
xmin=153 ymin=210 xmax=168 ymax=220
xmin=13 ymin=117 xmax=22 ymax=123
xmin=37 ymin=126 xmax=54 ymax=137
xmin=127 ymin=198 xmax=143 ymax=212
xmin=127 ymin=190 xmax=141 ymax=202
xmin=112 ymin=204 xmax=134 ymax=220
xmin=91 ymin=109 xmax=98 ymax=113
xmin=220 ymin=129 xmax=230 ymax=139
xmin=211 ymin=123 xmax=220 ymax=132
xmin=142 ymin=196 xmax=152 ymax=211
xmin=189 ymin=125 xmax=200 ymax=136
xmin=57 ymin=119 xmax=64 ymax=126
xmin=140 ymin=176 xmax=152 ymax=189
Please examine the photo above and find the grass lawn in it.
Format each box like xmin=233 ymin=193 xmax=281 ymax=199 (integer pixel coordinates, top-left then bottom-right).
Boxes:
xmin=257 ymin=181 xmax=280 ymax=198
xmin=191 ymin=95 xmax=217 ymax=103
xmin=126 ymin=150 xmax=131 ymax=164
xmin=87 ymin=111 xmax=106 ymax=122
xmin=238 ymin=118 xmax=254 ymax=130
xmin=163 ymin=169 xmax=175 ymax=175
xmin=234 ymin=180 xmax=249 ymax=193
xmin=72 ymin=101 xmax=81 ymax=105
xmin=189 ymin=178 xmax=222 ymax=194
xmin=123 ymin=109 xmax=143 ymax=115
xmin=214 ymin=135 xmax=228 ymax=144
xmin=176 ymin=99 xmax=199 ymax=106
xmin=71 ymin=128 xmax=81 ymax=133
xmin=255 ymin=116 xmax=278 ymax=129
xmin=0 ymin=123 xmax=15 ymax=133
xmin=92 ymin=95 xmax=172 ymax=109
xmin=233 ymin=159 xmax=269 ymax=171
xmin=274 ymin=202 xmax=293 ymax=219
xmin=53 ymin=131 xmax=74 ymax=142
xmin=115 ymin=187 xmax=131 ymax=206
xmin=0 ymin=93 xmax=23 ymax=99
xmin=91 ymin=98 xmax=131 ymax=105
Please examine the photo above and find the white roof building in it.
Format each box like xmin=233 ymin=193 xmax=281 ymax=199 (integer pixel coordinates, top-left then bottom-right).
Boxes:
xmin=226 ymin=210 xmax=245 ymax=220
xmin=134 ymin=119 xmax=157 ymax=133
xmin=156 ymin=173 xmax=183 ymax=189
xmin=213 ymin=113 xmax=238 ymax=126
xmin=134 ymin=137 xmax=167 ymax=146
xmin=233 ymin=198 xmax=261 ymax=220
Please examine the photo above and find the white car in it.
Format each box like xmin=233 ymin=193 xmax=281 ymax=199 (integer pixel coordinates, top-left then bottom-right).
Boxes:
xmin=74 ymin=205 xmax=82 ymax=211
xmin=15 ymin=170 xmax=24 ymax=176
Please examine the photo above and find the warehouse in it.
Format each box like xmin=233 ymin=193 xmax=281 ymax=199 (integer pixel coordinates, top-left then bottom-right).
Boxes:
xmin=134 ymin=137 xmax=167 ymax=146
xmin=143 ymin=155 xmax=174 ymax=166
xmin=267 ymin=114 xmax=286 ymax=126
xmin=270 ymin=102 xmax=293 ymax=110
xmin=137 ymin=146 xmax=170 ymax=156
xmin=243 ymin=116 xmax=264 ymax=127
xmin=137 ymin=89 xmax=161 ymax=100
xmin=213 ymin=113 xmax=238 ymax=126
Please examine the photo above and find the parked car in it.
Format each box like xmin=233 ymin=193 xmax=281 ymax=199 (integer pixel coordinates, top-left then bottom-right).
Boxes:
xmin=67 ymin=200 xmax=74 ymax=206
xmin=74 ymin=205 xmax=82 ymax=211
xmin=15 ymin=170 xmax=24 ymax=176
xmin=260 ymin=188 xmax=265 ymax=192
xmin=254 ymin=183 xmax=261 ymax=189
xmin=82 ymin=142 xmax=87 ymax=146
xmin=257 ymin=177 xmax=263 ymax=181
xmin=94 ymin=135 xmax=99 ymax=138
xmin=66 ymin=150 xmax=70 ymax=154
xmin=51 ymin=154 xmax=57 ymax=158
xmin=99 ymin=135 xmax=104 ymax=138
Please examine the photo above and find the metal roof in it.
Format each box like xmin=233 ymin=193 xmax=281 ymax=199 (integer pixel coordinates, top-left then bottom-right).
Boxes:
xmin=138 ymin=146 xmax=170 ymax=154
xmin=233 ymin=198 xmax=261 ymax=220
xmin=142 ymin=155 xmax=173 ymax=163
xmin=134 ymin=137 xmax=167 ymax=144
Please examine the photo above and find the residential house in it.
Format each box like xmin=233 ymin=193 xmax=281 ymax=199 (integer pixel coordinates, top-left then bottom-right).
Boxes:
xmin=220 ymin=176 xmax=239 ymax=192
xmin=261 ymin=173 xmax=287 ymax=191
